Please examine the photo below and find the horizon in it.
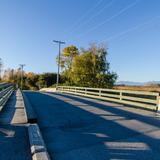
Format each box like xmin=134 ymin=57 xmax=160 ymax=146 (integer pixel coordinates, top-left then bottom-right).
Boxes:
xmin=1 ymin=0 xmax=160 ymax=82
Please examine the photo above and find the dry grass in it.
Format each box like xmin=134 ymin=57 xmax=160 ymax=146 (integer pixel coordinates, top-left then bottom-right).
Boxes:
xmin=114 ymin=85 xmax=160 ymax=93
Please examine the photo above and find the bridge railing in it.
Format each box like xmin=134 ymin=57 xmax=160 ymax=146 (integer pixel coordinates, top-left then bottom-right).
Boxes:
xmin=0 ymin=82 xmax=12 ymax=91
xmin=57 ymin=86 xmax=160 ymax=112
xmin=0 ymin=85 xmax=14 ymax=111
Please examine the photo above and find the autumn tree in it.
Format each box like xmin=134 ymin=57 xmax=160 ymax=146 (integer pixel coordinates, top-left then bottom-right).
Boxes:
xmin=59 ymin=45 xmax=79 ymax=84
xmin=2 ymin=69 xmax=58 ymax=90
xmin=25 ymin=72 xmax=39 ymax=90
xmin=61 ymin=44 xmax=117 ymax=88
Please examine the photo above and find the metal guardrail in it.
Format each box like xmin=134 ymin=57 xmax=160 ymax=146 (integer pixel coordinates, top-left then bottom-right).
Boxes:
xmin=0 ymin=86 xmax=13 ymax=97
xmin=0 ymin=83 xmax=12 ymax=91
xmin=0 ymin=85 xmax=14 ymax=111
xmin=57 ymin=86 xmax=160 ymax=112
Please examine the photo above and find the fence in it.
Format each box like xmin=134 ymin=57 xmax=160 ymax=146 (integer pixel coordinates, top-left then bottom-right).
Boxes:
xmin=0 ymin=82 xmax=12 ymax=91
xmin=57 ymin=86 xmax=160 ymax=112
xmin=0 ymin=85 xmax=14 ymax=111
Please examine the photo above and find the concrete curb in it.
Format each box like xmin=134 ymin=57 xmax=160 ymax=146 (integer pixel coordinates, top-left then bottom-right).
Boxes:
xmin=28 ymin=124 xmax=50 ymax=160
xmin=15 ymin=89 xmax=28 ymax=123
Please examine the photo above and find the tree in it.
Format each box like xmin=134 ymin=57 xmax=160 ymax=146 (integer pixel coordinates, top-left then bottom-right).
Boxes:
xmin=2 ymin=68 xmax=22 ymax=87
xmin=1 ymin=69 xmax=58 ymax=90
xmin=38 ymin=73 xmax=57 ymax=89
xmin=59 ymin=45 xmax=79 ymax=84
xmin=62 ymin=45 xmax=79 ymax=70
xmin=25 ymin=72 xmax=39 ymax=90
xmin=61 ymin=44 xmax=117 ymax=88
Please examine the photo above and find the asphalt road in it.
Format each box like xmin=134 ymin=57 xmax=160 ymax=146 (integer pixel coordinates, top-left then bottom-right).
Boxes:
xmin=25 ymin=91 xmax=160 ymax=160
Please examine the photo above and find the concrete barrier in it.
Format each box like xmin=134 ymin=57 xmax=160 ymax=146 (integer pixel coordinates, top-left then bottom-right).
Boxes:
xmin=28 ymin=124 xmax=50 ymax=160
xmin=40 ymin=88 xmax=56 ymax=92
xmin=13 ymin=89 xmax=28 ymax=124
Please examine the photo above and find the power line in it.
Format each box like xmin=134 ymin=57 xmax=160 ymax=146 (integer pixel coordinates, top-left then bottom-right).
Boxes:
xmin=64 ymin=0 xmax=104 ymax=36
xmin=102 ymin=16 xmax=160 ymax=42
xmin=75 ymin=0 xmax=140 ymax=40
xmin=53 ymin=40 xmax=65 ymax=88
xmin=69 ymin=0 xmax=114 ymax=35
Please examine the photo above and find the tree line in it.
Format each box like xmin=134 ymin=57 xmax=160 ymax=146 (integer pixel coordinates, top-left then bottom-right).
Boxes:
xmin=0 ymin=43 xmax=117 ymax=90
xmin=1 ymin=69 xmax=57 ymax=90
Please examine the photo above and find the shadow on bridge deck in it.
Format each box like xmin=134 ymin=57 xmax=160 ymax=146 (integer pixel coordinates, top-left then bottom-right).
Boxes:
xmin=0 ymin=124 xmax=31 ymax=160
xmin=25 ymin=91 xmax=160 ymax=160
xmin=0 ymin=92 xmax=31 ymax=160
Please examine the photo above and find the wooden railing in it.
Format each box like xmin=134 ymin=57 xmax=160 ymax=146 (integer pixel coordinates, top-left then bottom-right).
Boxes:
xmin=57 ymin=86 xmax=160 ymax=112
xmin=0 ymin=85 xmax=14 ymax=111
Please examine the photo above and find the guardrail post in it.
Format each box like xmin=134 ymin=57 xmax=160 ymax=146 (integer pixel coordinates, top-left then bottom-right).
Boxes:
xmin=85 ymin=88 xmax=87 ymax=95
xmin=120 ymin=91 xmax=122 ymax=101
xmin=156 ymin=96 xmax=160 ymax=113
xmin=99 ymin=89 xmax=101 ymax=96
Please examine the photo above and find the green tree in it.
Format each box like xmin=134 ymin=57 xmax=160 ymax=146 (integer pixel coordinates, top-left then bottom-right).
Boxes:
xmin=61 ymin=43 xmax=117 ymax=88
xmin=62 ymin=45 xmax=79 ymax=69
xmin=25 ymin=72 xmax=39 ymax=90
xmin=59 ymin=45 xmax=79 ymax=84
xmin=38 ymin=73 xmax=57 ymax=89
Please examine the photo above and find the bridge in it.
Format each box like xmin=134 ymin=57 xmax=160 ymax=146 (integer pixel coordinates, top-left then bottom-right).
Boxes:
xmin=0 ymin=84 xmax=160 ymax=160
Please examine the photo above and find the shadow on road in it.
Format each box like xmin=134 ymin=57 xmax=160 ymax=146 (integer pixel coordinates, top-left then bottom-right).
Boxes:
xmin=25 ymin=91 xmax=160 ymax=160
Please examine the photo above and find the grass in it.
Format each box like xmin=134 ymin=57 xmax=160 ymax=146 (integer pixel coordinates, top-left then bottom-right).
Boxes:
xmin=114 ymin=85 xmax=160 ymax=93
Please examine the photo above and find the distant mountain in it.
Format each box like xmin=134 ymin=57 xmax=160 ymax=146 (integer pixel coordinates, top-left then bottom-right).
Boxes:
xmin=116 ymin=81 xmax=160 ymax=86
xmin=116 ymin=81 xmax=145 ymax=86
xmin=145 ymin=81 xmax=160 ymax=86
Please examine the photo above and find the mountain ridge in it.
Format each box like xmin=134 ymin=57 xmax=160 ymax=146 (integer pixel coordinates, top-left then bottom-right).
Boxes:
xmin=116 ymin=81 xmax=160 ymax=86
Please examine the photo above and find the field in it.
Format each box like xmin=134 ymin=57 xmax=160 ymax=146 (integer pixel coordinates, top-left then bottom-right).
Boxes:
xmin=114 ymin=85 xmax=160 ymax=93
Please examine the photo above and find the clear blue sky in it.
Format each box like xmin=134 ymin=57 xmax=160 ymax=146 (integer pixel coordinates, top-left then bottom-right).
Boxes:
xmin=0 ymin=0 xmax=160 ymax=82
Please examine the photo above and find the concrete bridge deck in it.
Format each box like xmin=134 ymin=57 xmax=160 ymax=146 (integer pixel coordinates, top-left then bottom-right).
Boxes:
xmin=24 ymin=91 xmax=160 ymax=160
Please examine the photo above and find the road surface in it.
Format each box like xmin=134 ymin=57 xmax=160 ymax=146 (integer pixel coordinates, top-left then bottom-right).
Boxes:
xmin=25 ymin=91 xmax=160 ymax=160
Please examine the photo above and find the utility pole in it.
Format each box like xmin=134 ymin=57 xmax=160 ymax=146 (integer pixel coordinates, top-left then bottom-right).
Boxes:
xmin=19 ymin=64 xmax=25 ymax=90
xmin=53 ymin=40 xmax=65 ymax=88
